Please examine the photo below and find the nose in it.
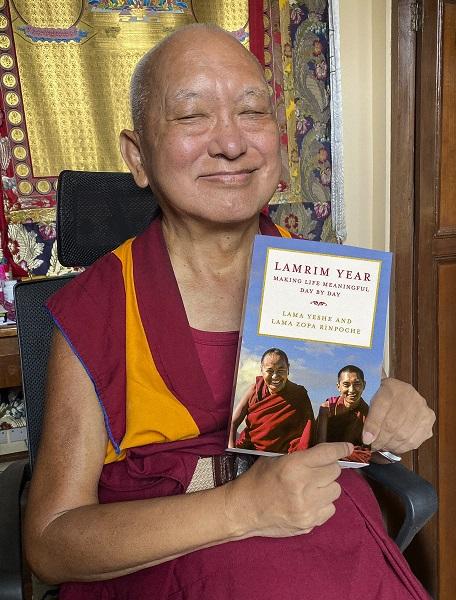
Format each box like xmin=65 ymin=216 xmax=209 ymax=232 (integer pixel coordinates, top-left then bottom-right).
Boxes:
xmin=207 ymin=116 xmax=248 ymax=160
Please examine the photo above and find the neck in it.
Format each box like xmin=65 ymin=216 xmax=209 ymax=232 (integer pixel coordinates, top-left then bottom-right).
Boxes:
xmin=162 ymin=212 xmax=259 ymax=277
xmin=161 ymin=212 xmax=261 ymax=331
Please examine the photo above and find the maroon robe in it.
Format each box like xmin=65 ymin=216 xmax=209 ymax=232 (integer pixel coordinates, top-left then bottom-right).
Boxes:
xmin=317 ymin=396 xmax=369 ymax=446
xmin=47 ymin=215 xmax=430 ymax=599
xmin=235 ymin=376 xmax=314 ymax=453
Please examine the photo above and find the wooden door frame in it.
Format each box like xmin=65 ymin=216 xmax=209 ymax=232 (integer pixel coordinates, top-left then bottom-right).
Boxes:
xmin=390 ymin=4 xmax=417 ymax=391
xmin=390 ymin=0 xmax=440 ymax=594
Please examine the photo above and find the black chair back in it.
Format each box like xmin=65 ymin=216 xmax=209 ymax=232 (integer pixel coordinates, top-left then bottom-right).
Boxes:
xmin=14 ymin=275 xmax=75 ymax=469
xmin=57 ymin=170 xmax=160 ymax=267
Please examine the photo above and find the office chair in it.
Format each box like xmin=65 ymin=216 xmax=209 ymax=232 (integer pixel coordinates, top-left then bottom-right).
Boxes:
xmin=0 ymin=170 xmax=438 ymax=600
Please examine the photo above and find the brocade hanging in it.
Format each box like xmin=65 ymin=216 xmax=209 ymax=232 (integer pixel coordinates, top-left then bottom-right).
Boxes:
xmin=0 ymin=0 xmax=336 ymax=276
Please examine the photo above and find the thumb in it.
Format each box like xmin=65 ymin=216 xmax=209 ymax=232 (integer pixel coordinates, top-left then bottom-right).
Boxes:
xmin=300 ymin=442 xmax=354 ymax=467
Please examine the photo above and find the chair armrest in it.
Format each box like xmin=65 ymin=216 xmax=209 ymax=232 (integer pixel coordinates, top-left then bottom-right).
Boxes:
xmin=0 ymin=459 xmax=30 ymax=600
xmin=234 ymin=454 xmax=438 ymax=553
xmin=364 ymin=461 xmax=438 ymax=552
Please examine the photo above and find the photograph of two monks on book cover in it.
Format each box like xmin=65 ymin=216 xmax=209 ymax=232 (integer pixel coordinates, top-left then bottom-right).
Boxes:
xmin=227 ymin=236 xmax=393 ymax=468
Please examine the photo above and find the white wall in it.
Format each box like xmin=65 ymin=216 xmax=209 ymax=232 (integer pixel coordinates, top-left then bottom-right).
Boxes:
xmin=339 ymin=0 xmax=391 ymax=251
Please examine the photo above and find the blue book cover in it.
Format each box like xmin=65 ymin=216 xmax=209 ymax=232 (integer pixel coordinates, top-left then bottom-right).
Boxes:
xmin=227 ymin=235 xmax=392 ymax=467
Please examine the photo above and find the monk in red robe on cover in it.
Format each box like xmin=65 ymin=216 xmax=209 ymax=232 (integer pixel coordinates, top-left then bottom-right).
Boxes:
xmin=317 ymin=364 xmax=371 ymax=462
xmin=230 ymin=348 xmax=314 ymax=453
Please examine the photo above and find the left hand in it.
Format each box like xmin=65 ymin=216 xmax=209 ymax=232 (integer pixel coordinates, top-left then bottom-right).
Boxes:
xmin=362 ymin=377 xmax=435 ymax=454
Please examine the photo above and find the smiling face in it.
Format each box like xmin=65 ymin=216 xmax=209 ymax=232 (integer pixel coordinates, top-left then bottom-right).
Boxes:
xmin=261 ymin=353 xmax=289 ymax=394
xmin=121 ymin=27 xmax=281 ymax=226
xmin=337 ymin=370 xmax=366 ymax=409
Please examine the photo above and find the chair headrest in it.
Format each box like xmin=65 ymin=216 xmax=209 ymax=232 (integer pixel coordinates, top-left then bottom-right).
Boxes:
xmin=57 ymin=170 xmax=160 ymax=267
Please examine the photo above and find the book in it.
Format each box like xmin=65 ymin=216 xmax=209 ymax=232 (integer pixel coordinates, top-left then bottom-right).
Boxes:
xmin=227 ymin=235 xmax=392 ymax=468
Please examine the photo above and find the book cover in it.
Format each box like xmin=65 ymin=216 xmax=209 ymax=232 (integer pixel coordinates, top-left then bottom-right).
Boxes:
xmin=227 ymin=235 xmax=392 ymax=467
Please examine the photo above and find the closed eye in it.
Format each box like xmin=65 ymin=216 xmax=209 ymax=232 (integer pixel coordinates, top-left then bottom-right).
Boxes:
xmin=241 ymin=110 xmax=268 ymax=116
xmin=176 ymin=114 xmax=206 ymax=122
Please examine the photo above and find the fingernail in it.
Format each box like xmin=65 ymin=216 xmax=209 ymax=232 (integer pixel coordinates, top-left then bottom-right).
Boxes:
xmin=362 ymin=432 xmax=375 ymax=445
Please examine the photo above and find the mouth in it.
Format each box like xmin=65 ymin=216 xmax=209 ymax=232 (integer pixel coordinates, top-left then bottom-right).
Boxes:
xmin=199 ymin=169 xmax=256 ymax=185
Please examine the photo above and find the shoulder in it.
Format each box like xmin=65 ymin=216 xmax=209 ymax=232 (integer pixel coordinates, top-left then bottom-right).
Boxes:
xmin=46 ymin=251 xmax=123 ymax=318
xmin=321 ymin=396 xmax=339 ymax=408
xmin=285 ymin=380 xmax=309 ymax=398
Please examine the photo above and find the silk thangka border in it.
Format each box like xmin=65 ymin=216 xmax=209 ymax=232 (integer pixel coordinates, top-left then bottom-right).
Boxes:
xmin=266 ymin=0 xmax=335 ymax=242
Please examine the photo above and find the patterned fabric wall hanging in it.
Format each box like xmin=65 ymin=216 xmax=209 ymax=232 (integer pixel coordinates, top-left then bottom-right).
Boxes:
xmin=259 ymin=0 xmax=336 ymax=242
xmin=0 ymin=0 xmax=336 ymax=276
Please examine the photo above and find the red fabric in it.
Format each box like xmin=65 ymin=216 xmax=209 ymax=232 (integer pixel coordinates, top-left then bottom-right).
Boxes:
xmin=236 ymin=376 xmax=314 ymax=453
xmin=48 ymin=216 xmax=430 ymax=600
xmin=288 ymin=419 xmax=313 ymax=452
xmin=319 ymin=396 xmax=369 ymax=446
xmin=248 ymin=0 xmax=265 ymax=65
xmin=47 ymin=252 xmax=127 ymax=452
xmin=0 ymin=108 xmax=27 ymax=278
xmin=191 ymin=328 xmax=239 ymax=414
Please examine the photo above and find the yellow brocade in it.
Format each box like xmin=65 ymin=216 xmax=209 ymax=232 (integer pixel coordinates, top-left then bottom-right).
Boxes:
xmin=104 ymin=240 xmax=200 ymax=464
xmin=8 ymin=0 xmax=249 ymax=182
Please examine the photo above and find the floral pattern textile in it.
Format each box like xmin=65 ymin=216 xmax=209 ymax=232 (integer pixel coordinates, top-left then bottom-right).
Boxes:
xmin=263 ymin=0 xmax=336 ymax=242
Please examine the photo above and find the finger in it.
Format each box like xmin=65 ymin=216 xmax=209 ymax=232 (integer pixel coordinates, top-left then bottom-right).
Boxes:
xmin=325 ymin=480 xmax=342 ymax=503
xmin=362 ymin=379 xmax=394 ymax=445
xmin=313 ymin=502 xmax=337 ymax=526
xmin=386 ymin=419 xmax=434 ymax=454
xmin=369 ymin=384 xmax=435 ymax=451
xmin=369 ymin=408 xmax=410 ymax=450
xmin=299 ymin=442 xmax=354 ymax=467
xmin=373 ymin=403 xmax=435 ymax=452
xmin=313 ymin=462 xmax=342 ymax=488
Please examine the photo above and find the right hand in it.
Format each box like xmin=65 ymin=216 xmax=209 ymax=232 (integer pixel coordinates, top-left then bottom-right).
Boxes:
xmin=224 ymin=442 xmax=352 ymax=539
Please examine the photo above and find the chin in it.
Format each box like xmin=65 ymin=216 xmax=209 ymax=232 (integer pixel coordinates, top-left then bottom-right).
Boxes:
xmin=194 ymin=189 xmax=273 ymax=222
xmin=197 ymin=209 xmax=262 ymax=227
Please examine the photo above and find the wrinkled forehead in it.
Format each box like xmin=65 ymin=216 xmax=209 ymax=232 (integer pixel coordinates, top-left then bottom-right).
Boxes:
xmin=150 ymin=34 xmax=269 ymax=112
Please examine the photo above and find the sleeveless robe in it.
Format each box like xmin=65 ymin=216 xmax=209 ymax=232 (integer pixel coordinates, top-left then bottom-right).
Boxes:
xmin=47 ymin=215 xmax=429 ymax=599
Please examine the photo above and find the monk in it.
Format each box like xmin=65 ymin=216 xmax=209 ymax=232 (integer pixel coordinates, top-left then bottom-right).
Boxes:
xmin=229 ymin=348 xmax=315 ymax=453
xmin=317 ymin=365 xmax=371 ymax=462
xmin=24 ymin=24 xmax=435 ymax=599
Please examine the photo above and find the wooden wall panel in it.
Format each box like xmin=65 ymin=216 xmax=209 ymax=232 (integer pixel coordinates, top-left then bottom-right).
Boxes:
xmin=438 ymin=261 xmax=456 ymax=595
xmin=439 ymin=2 xmax=456 ymax=231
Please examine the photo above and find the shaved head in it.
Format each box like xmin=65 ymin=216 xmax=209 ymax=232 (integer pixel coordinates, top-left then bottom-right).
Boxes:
xmin=120 ymin=21 xmax=281 ymax=226
xmin=130 ymin=24 xmax=267 ymax=133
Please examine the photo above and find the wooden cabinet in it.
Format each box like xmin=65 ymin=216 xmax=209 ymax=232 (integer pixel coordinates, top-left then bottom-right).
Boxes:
xmin=0 ymin=327 xmax=21 ymax=390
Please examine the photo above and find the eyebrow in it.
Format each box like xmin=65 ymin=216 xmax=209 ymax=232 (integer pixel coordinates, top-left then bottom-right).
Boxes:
xmin=169 ymin=86 xmax=269 ymax=104
xmin=171 ymin=89 xmax=200 ymax=102
xmin=240 ymin=87 xmax=269 ymax=99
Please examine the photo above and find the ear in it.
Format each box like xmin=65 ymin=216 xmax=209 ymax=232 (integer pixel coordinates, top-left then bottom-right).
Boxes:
xmin=120 ymin=129 xmax=149 ymax=188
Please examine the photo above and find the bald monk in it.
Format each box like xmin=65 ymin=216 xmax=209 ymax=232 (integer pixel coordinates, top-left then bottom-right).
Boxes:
xmin=24 ymin=24 xmax=435 ymax=599
xmin=229 ymin=348 xmax=315 ymax=453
